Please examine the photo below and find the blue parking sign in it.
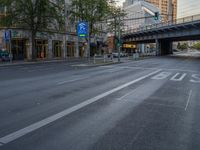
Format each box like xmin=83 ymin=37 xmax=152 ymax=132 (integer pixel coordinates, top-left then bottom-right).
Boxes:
xmin=77 ymin=22 xmax=88 ymax=38
xmin=4 ymin=30 xmax=11 ymax=42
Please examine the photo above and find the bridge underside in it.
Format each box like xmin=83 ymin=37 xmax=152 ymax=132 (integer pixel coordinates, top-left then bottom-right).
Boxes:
xmin=156 ymin=39 xmax=172 ymax=55
xmin=122 ymin=20 xmax=200 ymax=55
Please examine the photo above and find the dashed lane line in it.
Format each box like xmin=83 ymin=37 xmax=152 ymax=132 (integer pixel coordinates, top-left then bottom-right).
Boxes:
xmin=185 ymin=90 xmax=193 ymax=111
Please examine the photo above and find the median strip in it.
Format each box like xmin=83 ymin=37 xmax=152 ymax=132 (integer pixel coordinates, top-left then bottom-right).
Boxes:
xmin=0 ymin=69 xmax=161 ymax=146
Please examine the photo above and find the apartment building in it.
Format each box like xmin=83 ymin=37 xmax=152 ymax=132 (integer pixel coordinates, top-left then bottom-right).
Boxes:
xmin=145 ymin=0 xmax=177 ymax=22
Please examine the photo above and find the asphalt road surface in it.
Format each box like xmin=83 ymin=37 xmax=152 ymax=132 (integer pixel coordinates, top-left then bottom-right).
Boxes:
xmin=0 ymin=56 xmax=200 ymax=150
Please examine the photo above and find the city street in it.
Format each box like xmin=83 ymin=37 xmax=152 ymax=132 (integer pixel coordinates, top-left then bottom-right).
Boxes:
xmin=0 ymin=56 xmax=200 ymax=150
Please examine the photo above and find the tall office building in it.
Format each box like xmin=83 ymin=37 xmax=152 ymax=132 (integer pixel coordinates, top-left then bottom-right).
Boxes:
xmin=123 ymin=0 xmax=177 ymax=22
xmin=177 ymin=0 xmax=200 ymax=19
xmin=145 ymin=0 xmax=177 ymax=22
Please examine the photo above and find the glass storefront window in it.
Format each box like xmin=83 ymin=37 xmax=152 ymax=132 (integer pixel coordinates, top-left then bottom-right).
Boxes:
xmin=53 ymin=41 xmax=62 ymax=58
xmin=35 ymin=40 xmax=48 ymax=59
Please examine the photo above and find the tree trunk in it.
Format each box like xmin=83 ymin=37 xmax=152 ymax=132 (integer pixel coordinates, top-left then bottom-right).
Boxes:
xmin=31 ymin=31 xmax=37 ymax=61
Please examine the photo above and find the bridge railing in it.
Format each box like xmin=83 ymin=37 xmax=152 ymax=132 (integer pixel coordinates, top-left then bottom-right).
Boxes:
xmin=123 ymin=14 xmax=200 ymax=35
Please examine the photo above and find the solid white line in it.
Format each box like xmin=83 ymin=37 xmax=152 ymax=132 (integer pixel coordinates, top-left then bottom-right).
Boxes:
xmin=0 ymin=69 xmax=161 ymax=146
xmin=185 ymin=90 xmax=193 ymax=111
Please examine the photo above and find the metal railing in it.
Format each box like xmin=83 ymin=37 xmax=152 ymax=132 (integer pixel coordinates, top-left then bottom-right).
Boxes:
xmin=123 ymin=14 xmax=200 ymax=35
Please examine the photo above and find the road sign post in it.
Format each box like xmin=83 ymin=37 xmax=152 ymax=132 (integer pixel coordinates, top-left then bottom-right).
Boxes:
xmin=77 ymin=22 xmax=88 ymax=38
xmin=4 ymin=30 xmax=12 ymax=63
xmin=77 ymin=21 xmax=90 ymax=62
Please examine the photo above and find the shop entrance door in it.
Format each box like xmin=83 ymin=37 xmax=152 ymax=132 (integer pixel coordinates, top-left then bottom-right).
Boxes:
xmin=36 ymin=40 xmax=48 ymax=59
xmin=53 ymin=41 xmax=62 ymax=58
xmin=12 ymin=39 xmax=27 ymax=60
xmin=67 ymin=42 xmax=75 ymax=57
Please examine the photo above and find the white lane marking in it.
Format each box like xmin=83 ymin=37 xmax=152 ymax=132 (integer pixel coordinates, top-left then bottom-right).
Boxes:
xmin=57 ymin=77 xmax=87 ymax=85
xmin=116 ymin=89 xmax=136 ymax=101
xmin=100 ymin=66 xmax=200 ymax=73
xmin=185 ymin=90 xmax=193 ymax=111
xmin=190 ymin=74 xmax=200 ymax=83
xmin=151 ymin=72 xmax=172 ymax=80
xmin=170 ymin=73 xmax=187 ymax=81
xmin=0 ymin=69 xmax=161 ymax=146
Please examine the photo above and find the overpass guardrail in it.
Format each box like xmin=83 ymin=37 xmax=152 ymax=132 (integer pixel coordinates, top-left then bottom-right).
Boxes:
xmin=123 ymin=14 xmax=200 ymax=35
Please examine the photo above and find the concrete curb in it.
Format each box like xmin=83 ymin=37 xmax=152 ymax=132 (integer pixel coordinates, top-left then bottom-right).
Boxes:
xmin=71 ymin=62 xmax=121 ymax=67
xmin=0 ymin=58 xmax=87 ymax=67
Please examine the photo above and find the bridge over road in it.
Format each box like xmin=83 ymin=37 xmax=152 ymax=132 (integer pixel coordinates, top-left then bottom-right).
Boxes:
xmin=122 ymin=14 xmax=200 ymax=55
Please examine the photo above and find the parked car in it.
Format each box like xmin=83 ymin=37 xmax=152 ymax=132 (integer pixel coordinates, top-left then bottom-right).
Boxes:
xmin=0 ymin=50 xmax=10 ymax=62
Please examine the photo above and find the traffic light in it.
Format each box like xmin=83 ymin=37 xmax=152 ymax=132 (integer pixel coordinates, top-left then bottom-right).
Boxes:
xmin=154 ymin=12 xmax=159 ymax=20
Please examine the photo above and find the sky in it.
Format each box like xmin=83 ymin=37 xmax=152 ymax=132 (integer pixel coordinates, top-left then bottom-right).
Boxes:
xmin=116 ymin=0 xmax=124 ymax=6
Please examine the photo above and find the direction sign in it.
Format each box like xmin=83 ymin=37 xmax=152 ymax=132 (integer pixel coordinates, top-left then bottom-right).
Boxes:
xmin=4 ymin=30 xmax=11 ymax=42
xmin=77 ymin=22 xmax=88 ymax=38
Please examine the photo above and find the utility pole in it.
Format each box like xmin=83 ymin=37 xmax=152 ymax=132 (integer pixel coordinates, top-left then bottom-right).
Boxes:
xmin=117 ymin=16 xmax=121 ymax=63
xmin=87 ymin=22 xmax=90 ymax=63
xmin=63 ymin=0 xmax=68 ymax=59
xmin=114 ymin=16 xmax=117 ymax=51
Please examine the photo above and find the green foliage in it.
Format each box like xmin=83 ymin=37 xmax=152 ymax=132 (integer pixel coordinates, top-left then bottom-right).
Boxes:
xmin=106 ymin=3 xmax=126 ymax=50
xmin=0 ymin=0 xmax=65 ymax=30
xmin=70 ymin=0 xmax=111 ymax=35
xmin=192 ymin=42 xmax=200 ymax=50
xmin=0 ymin=0 xmax=65 ymax=60
xmin=107 ymin=5 xmax=126 ymax=30
xmin=177 ymin=42 xmax=188 ymax=50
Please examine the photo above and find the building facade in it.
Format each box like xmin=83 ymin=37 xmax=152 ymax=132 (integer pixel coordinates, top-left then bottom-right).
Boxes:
xmin=123 ymin=0 xmax=177 ymax=22
xmin=123 ymin=0 xmax=161 ymax=53
xmin=145 ymin=0 xmax=177 ymax=22
xmin=177 ymin=0 xmax=200 ymax=19
xmin=124 ymin=1 xmax=161 ymax=29
xmin=0 ymin=0 xmax=89 ymax=61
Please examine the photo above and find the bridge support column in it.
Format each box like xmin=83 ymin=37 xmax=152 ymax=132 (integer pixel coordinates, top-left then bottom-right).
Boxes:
xmin=156 ymin=39 xmax=161 ymax=56
xmin=156 ymin=39 xmax=173 ymax=55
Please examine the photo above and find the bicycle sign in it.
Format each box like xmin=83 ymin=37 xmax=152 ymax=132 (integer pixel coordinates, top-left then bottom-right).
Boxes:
xmin=77 ymin=22 xmax=88 ymax=38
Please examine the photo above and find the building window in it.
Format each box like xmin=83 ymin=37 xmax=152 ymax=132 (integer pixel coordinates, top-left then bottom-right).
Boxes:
xmin=35 ymin=40 xmax=48 ymax=59
xmin=53 ymin=41 xmax=62 ymax=58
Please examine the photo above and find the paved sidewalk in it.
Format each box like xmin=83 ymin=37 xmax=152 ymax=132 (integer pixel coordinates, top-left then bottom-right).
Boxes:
xmin=0 ymin=57 xmax=134 ymax=68
xmin=0 ymin=58 xmax=88 ymax=67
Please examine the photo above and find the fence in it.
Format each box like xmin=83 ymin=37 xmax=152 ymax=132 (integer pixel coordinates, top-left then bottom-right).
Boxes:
xmin=123 ymin=14 xmax=200 ymax=35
